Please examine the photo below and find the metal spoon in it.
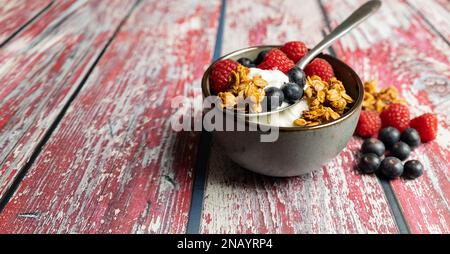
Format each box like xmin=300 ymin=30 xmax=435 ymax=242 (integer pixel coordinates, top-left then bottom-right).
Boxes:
xmin=236 ymin=0 xmax=381 ymax=117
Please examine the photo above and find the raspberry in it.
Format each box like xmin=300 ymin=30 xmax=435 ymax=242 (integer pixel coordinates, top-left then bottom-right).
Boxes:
xmin=380 ymin=103 xmax=410 ymax=132
xmin=410 ymin=113 xmax=438 ymax=142
xmin=281 ymin=41 xmax=308 ymax=63
xmin=355 ymin=111 xmax=382 ymax=138
xmin=257 ymin=48 xmax=294 ymax=73
xmin=209 ymin=59 xmax=238 ymax=94
xmin=304 ymin=58 xmax=334 ymax=81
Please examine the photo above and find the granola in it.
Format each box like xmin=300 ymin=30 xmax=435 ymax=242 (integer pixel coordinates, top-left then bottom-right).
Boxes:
xmin=362 ymin=80 xmax=407 ymax=112
xmin=218 ymin=65 xmax=267 ymax=112
xmin=294 ymin=76 xmax=354 ymax=126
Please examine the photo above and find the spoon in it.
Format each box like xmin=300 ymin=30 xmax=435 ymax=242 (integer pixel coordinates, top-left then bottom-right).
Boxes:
xmin=236 ymin=0 xmax=381 ymax=117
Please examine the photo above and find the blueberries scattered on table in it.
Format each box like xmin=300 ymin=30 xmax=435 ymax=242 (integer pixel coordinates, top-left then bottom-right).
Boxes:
xmin=358 ymin=153 xmax=380 ymax=174
xmin=237 ymin=57 xmax=254 ymax=68
xmin=403 ymin=160 xmax=424 ymax=179
xmin=287 ymin=67 xmax=306 ymax=89
xmin=281 ymin=82 xmax=303 ymax=103
xmin=379 ymin=127 xmax=400 ymax=148
xmin=361 ymin=138 xmax=385 ymax=157
xmin=389 ymin=141 xmax=411 ymax=161
xmin=401 ymin=128 xmax=421 ymax=148
xmin=263 ymin=87 xmax=284 ymax=111
xmin=357 ymin=127 xmax=424 ymax=181
xmin=379 ymin=157 xmax=404 ymax=179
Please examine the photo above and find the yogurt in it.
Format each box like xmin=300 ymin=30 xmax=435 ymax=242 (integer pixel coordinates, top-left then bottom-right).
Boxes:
xmin=248 ymin=68 xmax=288 ymax=89
xmin=247 ymin=68 xmax=309 ymax=127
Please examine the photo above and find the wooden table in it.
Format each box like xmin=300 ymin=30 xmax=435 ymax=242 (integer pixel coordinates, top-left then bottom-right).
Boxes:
xmin=0 ymin=0 xmax=448 ymax=234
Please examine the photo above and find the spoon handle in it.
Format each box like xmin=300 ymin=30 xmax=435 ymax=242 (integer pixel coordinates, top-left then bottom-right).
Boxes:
xmin=297 ymin=0 xmax=381 ymax=69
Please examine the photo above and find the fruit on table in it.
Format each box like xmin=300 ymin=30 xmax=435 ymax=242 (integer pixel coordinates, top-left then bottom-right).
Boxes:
xmin=281 ymin=41 xmax=308 ymax=62
xmin=361 ymin=138 xmax=385 ymax=157
xmin=287 ymin=67 xmax=306 ymax=89
xmin=400 ymin=128 xmax=421 ymax=148
xmin=380 ymin=103 xmax=410 ymax=132
xmin=380 ymin=157 xmax=404 ymax=179
xmin=403 ymin=160 xmax=424 ymax=179
xmin=358 ymin=153 xmax=380 ymax=174
xmin=209 ymin=59 xmax=239 ymax=94
xmin=281 ymin=82 xmax=303 ymax=103
xmin=237 ymin=57 xmax=253 ymax=68
xmin=257 ymin=48 xmax=294 ymax=74
xmin=410 ymin=113 xmax=438 ymax=142
xmin=378 ymin=127 xmax=400 ymax=148
xmin=263 ymin=87 xmax=284 ymax=111
xmin=389 ymin=141 xmax=411 ymax=161
xmin=304 ymin=58 xmax=334 ymax=82
xmin=355 ymin=111 xmax=381 ymax=138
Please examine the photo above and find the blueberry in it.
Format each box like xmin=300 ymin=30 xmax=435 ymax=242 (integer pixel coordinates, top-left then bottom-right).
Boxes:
xmin=389 ymin=141 xmax=411 ymax=161
xmin=358 ymin=153 xmax=380 ymax=174
xmin=262 ymin=87 xmax=284 ymax=111
xmin=379 ymin=127 xmax=400 ymax=148
xmin=401 ymin=128 xmax=421 ymax=148
xmin=361 ymin=138 xmax=385 ymax=157
xmin=237 ymin=57 xmax=253 ymax=68
xmin=287 ymin=67 xmax=306 ymax=88
xmin=255 ymin=50 xmax=269 ymax=65
xmin=380 ymin=157 xmax=404 ymax=179
xmin=281 ymin=82 xmax=303 ymax=103
xmin=403 ymin=160 xmax=424 ymax=179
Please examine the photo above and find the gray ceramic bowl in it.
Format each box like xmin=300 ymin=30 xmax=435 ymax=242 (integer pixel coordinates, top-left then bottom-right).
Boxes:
xmin=202 ymin=45 xmax=363 ymax=177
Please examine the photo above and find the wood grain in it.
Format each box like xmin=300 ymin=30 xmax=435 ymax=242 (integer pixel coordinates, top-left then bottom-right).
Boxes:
xmin=0 ymin=0 xmax=221 ymax=233
xmin=321 ymin=0 xmax=450 ymax=233
xmin=200 ymin=0 xmax=398 ymax=233
xmin=0 ymin=0 xmax=134 ymax=200
xmin=0 ymin=0 xmax=52 ymax=45
xmin=405 ymin=0 xmax=450 ymax=41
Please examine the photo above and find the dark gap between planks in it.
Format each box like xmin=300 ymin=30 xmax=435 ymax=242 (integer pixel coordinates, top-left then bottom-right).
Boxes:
xmin=317 ymin=0 xmax=410 ymax=234
xmin=0 ymin=1 xmax=54 ymax=48
xmin=0 ymin=0 xmax=143 ymax=214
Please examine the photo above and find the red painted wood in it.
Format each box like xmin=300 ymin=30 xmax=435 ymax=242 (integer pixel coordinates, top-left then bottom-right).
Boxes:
xmin=0 ymin=0 xmax=221 ymax=233
xmin=0 ymin=0 xmax=134 ymax=200
xmin=406 ymin=0 xmax=450 ymax=40
xmin=0 ymin=0 xmax=52 ymax=45
xmin=321 ymin=0 xmax=450 ymax=233
xmin=200 ymin=0 xmax=398 ymax=233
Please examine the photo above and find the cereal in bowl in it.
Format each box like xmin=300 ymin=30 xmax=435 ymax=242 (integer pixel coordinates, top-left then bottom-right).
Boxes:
xmin=294 ymin=76 xmax=354 ymax=126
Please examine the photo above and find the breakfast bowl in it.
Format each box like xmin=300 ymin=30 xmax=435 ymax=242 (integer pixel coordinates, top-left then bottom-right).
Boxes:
xmin=201 ymin=45 xmax=364 ymax=177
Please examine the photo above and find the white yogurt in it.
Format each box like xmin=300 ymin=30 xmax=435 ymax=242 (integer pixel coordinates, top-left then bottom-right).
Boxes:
xmin=248 ymin=68 xmax=288 ymax=89
xmin=248 ymin=68 xmax=309 ymax=127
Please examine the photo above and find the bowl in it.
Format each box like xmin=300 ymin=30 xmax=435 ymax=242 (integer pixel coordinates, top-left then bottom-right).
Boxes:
xmin=201 ymin=45 xmax=363 ymax=177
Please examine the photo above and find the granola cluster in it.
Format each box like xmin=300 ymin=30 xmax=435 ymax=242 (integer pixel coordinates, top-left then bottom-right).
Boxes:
xmin=294 ymin=76 xmax=354 ymax=126
xmin=363 ymin=80 xmax=407 ymax=112
xmin=218 ymin=65 xmax=267 ymax=112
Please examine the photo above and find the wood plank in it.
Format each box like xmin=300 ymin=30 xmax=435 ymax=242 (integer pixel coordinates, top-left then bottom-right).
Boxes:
xmin=0 ymin=0 xmax=221 ymax=233
xmin=406 ymin=0 xmax=450 ymax=41
xmin=321 ymin=0 xmax=450 ymax=233
xmin=0 ymin=0 xmax=52 ymax=45
xmin=200 ymin=0 xmax=398 ymax=233
xmin=0 ymin=0 xmax=134 ymax=200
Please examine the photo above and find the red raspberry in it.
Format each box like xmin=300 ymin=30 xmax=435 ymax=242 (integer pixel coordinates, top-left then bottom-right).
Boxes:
xmin=380 ymin=103 xmax=410 ymax=132
xmin=304 ymin=58 xmax=334 ymax=82
xmin=410 ymin=113 xmax=438 ymax=142
xmin=209 ymin=59 xmax=238 ymax=94
xmin=281 ymin=41 xmax=308 ymax=63
xmin=355 ymin=111 xmax=382 ymax=138
xmin=257 ymin=48 xmax=294 ymax=73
